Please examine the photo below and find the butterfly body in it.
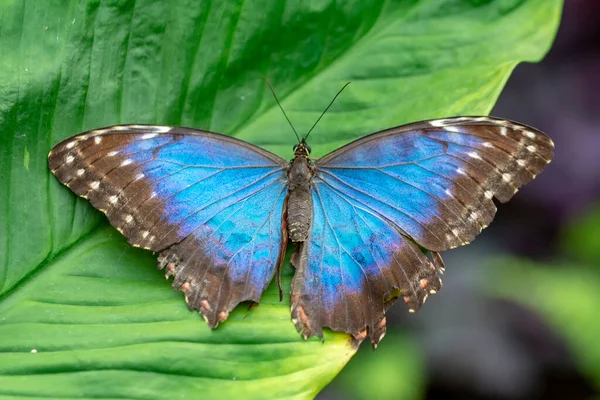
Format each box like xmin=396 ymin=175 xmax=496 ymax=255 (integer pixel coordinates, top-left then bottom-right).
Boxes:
xmin=286 ymin=141 xmax=314 ymax=242
xmin=48 ymin=116 xmax=553 ymax=347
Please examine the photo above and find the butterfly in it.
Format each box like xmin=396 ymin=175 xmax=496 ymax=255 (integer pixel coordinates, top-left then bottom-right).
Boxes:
xmin=48 ymin=102 xmax=553 ymax=348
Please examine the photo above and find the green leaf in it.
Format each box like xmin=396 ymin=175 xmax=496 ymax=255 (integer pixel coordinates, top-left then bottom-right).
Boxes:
xmin=0 ymin=228 xmax=353 ymax=399
xmin=0 ymin=0 xmax=561 ymax=398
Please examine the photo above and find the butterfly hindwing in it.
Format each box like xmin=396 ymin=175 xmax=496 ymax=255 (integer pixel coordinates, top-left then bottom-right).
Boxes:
xmin=292 ymin=117 xmax=553 ymax=346
xmin=291 ymin=183 xmax=442 ymax=346
xmin=48 ymin=125 xmax=288 ymax=325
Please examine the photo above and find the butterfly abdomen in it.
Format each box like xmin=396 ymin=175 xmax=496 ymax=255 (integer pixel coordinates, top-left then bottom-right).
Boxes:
xmin=287 ymin=156 xmax=314 ymax=242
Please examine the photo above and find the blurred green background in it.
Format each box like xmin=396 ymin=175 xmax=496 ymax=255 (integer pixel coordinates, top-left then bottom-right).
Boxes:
xmin=1 ymin=0 xmax=598 ymax=399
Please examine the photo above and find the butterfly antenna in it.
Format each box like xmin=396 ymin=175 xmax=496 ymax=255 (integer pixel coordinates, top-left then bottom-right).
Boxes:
xmin=304 ymin=82 xmax=351 ymax=141
xmin=263 ymin=76 xmax=301 ymax=143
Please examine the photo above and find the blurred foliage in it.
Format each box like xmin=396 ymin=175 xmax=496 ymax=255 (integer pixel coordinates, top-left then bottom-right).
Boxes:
xmin=489 ymin=205 xmax=600 ymax=391
xmin=0 ymin=0 xmax=562 ymax=399
xmin=562 ymin=205 xmax=600 ymax=264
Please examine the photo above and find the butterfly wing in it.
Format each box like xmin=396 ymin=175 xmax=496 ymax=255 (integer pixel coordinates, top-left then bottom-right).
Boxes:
xmin=48 ymin=125 xmax=288 ymax=326
xmin=290 ymin=182 xmax=442 ymax=347
xmin=291 ymin=117 xmax=554 ymax=346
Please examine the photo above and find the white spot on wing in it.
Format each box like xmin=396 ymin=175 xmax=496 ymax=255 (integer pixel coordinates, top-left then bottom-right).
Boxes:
xmin=467 ymin=152 xmax=481 ymax=160
xmin=502 ymin=173 xmax=512 ymax=182
xmin=527 ymin=145 xmax=536 ymax=152
xmin=456 ymin=168 xmax=466 ymax=175
xmin=66 ymin=142 xmax=75 ymax=149
xmin=429 ymin=120 xmax=447 ymax=127
xmin=142 ymin=231 xmax=149 ymax=239
xmin=135 ymin=173 xmax=145 ymax=181
xmin=155 ymin=126 xmax=172 ymax=133
xmin=141 ymin=133 xmax=158 ymax=139
xmin=90 ymin=181 xmax=100 ymax=190
xmin=108 ymin=150 xmax=119 ymax=156
xmin=445 ymin=126 xmax=462 ymax=133
xmin=524 ymin=130 xmax=536 ymax=139
xmin=500 ymin=126 xmax=508 ymax=136
xmin=66 ymin=155 xmax=74 ymax=164
xmin=125 ymin=214 xmax=133 ymax=223
xmin=483 ymin=142 xmax=493 ymax=148
xmin=109 ymin=195 xmax=118 ymax=204
xmin=94 ymin=137 xmax=102 ymax=144
xmin=517 ymin=159 xmax=526 ymax=167
xmin=444 ymin=189 xmax=452 ymax=196
xmin=77 ymin=169 xmax=84 ymax=176
xmin=120 ymin=159 xmax=132 ymax=167
xmin=485 ymin=190 xmax=494 ymax=199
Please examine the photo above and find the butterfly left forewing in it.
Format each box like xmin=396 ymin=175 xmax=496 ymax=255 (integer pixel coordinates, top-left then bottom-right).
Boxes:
xmin=49 ymin=125 xmax=288 ymax=326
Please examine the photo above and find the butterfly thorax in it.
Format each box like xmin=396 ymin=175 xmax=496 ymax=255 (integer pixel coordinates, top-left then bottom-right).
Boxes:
xmin=287 ymin=148 xmax=314 ymax=242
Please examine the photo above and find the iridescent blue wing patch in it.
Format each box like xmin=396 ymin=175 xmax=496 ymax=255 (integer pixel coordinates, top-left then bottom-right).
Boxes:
xmin=48 ymin=125 xmax=288 ymax=326
xmin=292 ymin=117 xmax=554 ymax=346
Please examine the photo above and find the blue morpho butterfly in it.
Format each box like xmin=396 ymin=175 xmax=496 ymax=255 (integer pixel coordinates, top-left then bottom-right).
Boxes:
xmin=48 ymin=82 xmax=554 ymax=348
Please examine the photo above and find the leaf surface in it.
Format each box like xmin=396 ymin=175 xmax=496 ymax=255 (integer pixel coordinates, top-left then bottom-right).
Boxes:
xmin=0 ymin=0 xmax=562 ymax=398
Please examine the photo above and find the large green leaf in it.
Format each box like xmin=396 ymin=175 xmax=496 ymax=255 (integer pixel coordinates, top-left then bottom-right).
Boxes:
xmin=0 ymin=0 xmax=561 ymax=398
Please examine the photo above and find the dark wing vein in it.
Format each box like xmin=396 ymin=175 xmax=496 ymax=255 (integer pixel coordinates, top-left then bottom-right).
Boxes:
xmin=216 ymin=185 xmax=286 ymax=306
xmin=318 ymin=170 xmax=450 ymax=243
xmin=318 ymin=152 xmax=445 ymax=169
xmin=321 ymin=184 xmax=419 ymax=302
xmin=154 ymin=173 xmax=283 ymax=245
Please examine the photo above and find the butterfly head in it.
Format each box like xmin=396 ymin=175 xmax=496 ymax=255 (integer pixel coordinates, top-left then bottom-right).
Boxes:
xmin=293 ymin=140 xmax=311 ymax=157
